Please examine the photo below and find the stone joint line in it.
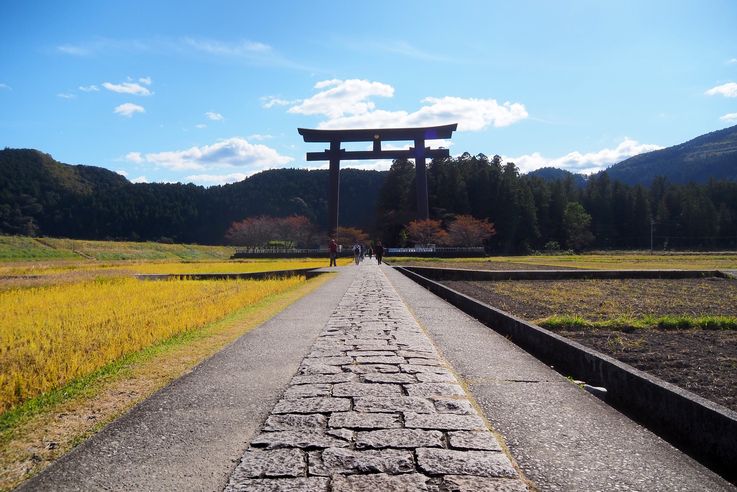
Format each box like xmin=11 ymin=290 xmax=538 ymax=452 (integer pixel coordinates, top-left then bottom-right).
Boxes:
xmin=225 ymin=266 xmax=527 ymax=491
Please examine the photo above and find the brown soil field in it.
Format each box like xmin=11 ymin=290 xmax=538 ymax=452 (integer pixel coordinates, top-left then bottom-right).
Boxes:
xmin=444 ymin=278 xmax=737 ymax=412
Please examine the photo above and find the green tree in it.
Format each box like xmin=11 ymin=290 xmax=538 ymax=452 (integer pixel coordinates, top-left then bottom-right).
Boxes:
xmin=563 ymin=202 xmax=595 ymax=251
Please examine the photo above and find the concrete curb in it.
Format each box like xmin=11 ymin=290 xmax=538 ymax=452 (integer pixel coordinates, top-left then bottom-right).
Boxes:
xmin=134 ymin=267 xmax=324 ymax=281
xmin=394 ymin=266 xmax=737 ymax=482
xmin=400 ymin=266 xmax=730 ymax=281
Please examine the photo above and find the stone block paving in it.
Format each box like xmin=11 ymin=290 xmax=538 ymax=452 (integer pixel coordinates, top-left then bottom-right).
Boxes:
xmin=225 ymin=265 xmax=529 ymax=492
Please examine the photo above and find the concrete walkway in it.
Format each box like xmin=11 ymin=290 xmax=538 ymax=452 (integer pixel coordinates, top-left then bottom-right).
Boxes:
xmin=225 ymin=263 xmax=528 ymax=491
xmin=20 ymin=261 xmax=736 ymax=491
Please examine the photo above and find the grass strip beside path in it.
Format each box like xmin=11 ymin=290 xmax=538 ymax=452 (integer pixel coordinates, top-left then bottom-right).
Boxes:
xmin=0 ymin=273 xmax=333 ymax=491
xmin=539 ymin=314 xmax=737 ymax=331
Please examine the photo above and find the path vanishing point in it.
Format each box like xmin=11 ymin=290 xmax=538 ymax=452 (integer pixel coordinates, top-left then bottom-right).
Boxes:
xmin=19 ymin=262 xmax=735 ymax=491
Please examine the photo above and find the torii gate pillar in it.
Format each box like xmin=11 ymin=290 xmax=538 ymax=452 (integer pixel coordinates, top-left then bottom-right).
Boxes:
xmin=298 ymin=124 xmax=457 ymax=237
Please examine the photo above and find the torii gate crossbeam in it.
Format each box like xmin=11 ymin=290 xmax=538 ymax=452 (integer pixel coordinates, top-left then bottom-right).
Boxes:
xmin=298 ymin=123 xmax=458 ymax=236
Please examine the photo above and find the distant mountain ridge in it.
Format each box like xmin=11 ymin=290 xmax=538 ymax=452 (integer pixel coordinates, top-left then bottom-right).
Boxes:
xmin=525 ymin=124 xmax=737 ymax=185
xmin=604 ymin=124 xmax=737 ymax=185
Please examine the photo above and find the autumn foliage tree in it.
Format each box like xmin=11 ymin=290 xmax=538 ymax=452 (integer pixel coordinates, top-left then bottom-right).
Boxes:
xmin=405 ymin=219 xmax=448 ymax=246
xmin=226 ymin=215 xmax=316 ymax=250
xmin=446 ymin=215 xmax=496 ymax=246
xmin=334 ymin=226 xmax=369 ymax=247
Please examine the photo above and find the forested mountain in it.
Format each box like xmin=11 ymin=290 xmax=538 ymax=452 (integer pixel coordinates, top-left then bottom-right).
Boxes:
xmin=601 ymin=125 xmax=737 ymax=185
xmin=526 ymin=167 xmax=587 ymax=187
xmin=2 ymin=145 xmax=737 ymax=251
xmin=0 ymin=148 xmax=385 ymax=243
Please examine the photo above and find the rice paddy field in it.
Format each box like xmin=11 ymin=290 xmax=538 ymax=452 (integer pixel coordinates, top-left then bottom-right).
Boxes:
xmin=0 ymin=235 xmax=347 ymax=489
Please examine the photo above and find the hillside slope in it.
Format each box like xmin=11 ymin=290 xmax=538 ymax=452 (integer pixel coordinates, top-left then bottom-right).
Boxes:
xmin=604 ymin=125 xmax=737 ymax=185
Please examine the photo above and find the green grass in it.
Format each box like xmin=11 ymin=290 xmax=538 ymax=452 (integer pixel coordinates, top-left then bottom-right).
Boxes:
xmin=0 ymin=235 xmax=234 ymax=262
xmin=539 ymin=314 xmax=737 ymax=331
xmin=0 ymin=237 xmax=80 ymax=261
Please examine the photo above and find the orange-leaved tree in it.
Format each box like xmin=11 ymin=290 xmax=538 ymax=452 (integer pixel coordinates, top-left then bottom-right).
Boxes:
xmin=335 ymin=226 xmax=369 ymax=247
xmin=446 ymin=215 xmax=496 ymax=246
xmin=405 ymin=219 xmax=448 ymax=246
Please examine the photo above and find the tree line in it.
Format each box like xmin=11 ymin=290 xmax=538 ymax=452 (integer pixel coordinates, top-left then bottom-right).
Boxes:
xmin=2 ymin=148 xmax=736 ymax=252
xmin=375 ymin=153 xmax=737 ymax=252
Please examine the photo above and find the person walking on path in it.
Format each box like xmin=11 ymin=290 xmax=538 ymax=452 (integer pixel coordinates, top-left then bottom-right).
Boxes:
xmin=352 ymin=242 xmax=361 ymax=265
xmin=375 ymin=240 xmax=384 ymax=264
xmin=328 ymin=238 xmax=338 ymax=267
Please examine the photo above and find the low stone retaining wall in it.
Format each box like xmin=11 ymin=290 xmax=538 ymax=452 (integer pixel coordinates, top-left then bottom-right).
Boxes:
xmin=400 ymin=266 xmax=730 ymax=281
xmin=135 ymin=267 xmax=324 ymax=281
xmin=394 ymin=266 xmax=737 ymax=482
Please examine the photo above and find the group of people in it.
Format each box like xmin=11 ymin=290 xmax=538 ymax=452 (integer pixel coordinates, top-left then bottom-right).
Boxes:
xmin=328 ymin=238 xmax=384 ymax=267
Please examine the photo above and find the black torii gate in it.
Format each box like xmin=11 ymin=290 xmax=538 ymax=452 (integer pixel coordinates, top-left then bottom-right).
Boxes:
xmin=298 ymin=123 xmax=458 ymax=236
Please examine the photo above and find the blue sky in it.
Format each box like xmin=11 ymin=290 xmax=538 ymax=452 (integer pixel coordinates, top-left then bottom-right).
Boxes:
xmin=2 ymin=0 xmax=736 ymax=186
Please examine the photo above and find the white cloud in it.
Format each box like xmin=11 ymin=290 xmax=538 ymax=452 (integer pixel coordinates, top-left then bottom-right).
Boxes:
xmin=728 ymin=58 xmax=737 ymax=65
xmin=705 ymin=82 xmax=737 ymax=98
xmin=184 ymin=173 xmax=250 ymax=186
xmin=0 ymin=83 xmax=11 ymax=90
xmin=205 ymin=111 xmax=224 ymax=121
xmin=115 ymin=169 xmax=129 ymax=176
xmin=287 ymin=79 xmax=527 ymax=132
xmin=289 ymin=79 xmax=394 ymax=119
xmin=131 ymin=176 xmax=149 ymax=183
xmin=57 ymin=92 xmax=76 ymax=99
xmin=114 ymin=103 xmax=145 ymax=117
xmin=130 ymin=137 xmax=293 ymax=172
xmin=506 ymin=138 xmax=663 ymax=174
xmin=195 ymin=123 xmax=207 ymax=129
xmin=78 ymin=84 xmax=99 ymax=92
xmin=139 ymin=76 xmax=152 ymax=85
xmin=720 ymin=112 xmax=737 ymax=123
xmin=103 ymin=80 xmax=152 ymax=96
xmin=125 ymin=151 xmax=144 ymax=163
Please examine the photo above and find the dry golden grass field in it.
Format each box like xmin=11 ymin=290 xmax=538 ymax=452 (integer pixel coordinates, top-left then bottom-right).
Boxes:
xmin=0 ymin=236 xmax=348 ymax=489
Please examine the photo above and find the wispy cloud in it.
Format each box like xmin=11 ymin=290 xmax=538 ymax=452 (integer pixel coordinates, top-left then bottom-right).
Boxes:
xmin=114 ymin=103 xmax=145 ymax=117
xmin=103 ymin=79 xmax=153 ymax=96
xmin=57 ymin=92 xmax=76 ymax=99
xmin=261 ymin=96 xmax=297 ymax=108
xmin=79 ymin=84 xmax=99 ymax=92
xmin=705 ymin=82 xmax=737 ymax=97
xmin=125 ymin=137 xmax=293 ymax=172
xmin=205 ymin=111 xmax=224 ymax=121
xmin=720 ymin=112 xmax=737 ymax=123
xmin=340 ymin=38 xmax=465 ymax=64
xmin=284 ymin=78 xmax=527 ymax=132
xmin=195 ymin=123 xmax=208 ymax=129
xmin=56 ymin=37 xmax=312 ymax=70
xmin=115 ymin=170 xmax=129 ymax=177
xmin=506 ymin=138 xmax=663 ymax=174
xmin=247 ymin=134 xmax=274 ymax=141
xmin=727 ymin=58 xmax=737 ymax=65
xmin=131 ymin=176 xmax=149 ymax=184
xmin=0 ymin=83 xmax=11 ymax=91
xmin=181 ymin=38 xmax=271 ymax=56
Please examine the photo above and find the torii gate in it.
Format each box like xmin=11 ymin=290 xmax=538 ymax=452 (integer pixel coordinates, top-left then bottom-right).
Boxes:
xmin=298 ymin=123 xmax=458 ymax=236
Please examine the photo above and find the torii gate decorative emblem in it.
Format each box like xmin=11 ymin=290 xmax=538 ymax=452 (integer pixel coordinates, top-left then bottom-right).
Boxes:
xmin=298 ymin=123 xmax=458 ymax=236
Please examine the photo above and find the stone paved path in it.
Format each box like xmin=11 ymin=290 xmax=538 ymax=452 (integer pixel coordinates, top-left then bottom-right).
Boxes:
xmin=225 ymin=264 xmax=529 ymax=491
